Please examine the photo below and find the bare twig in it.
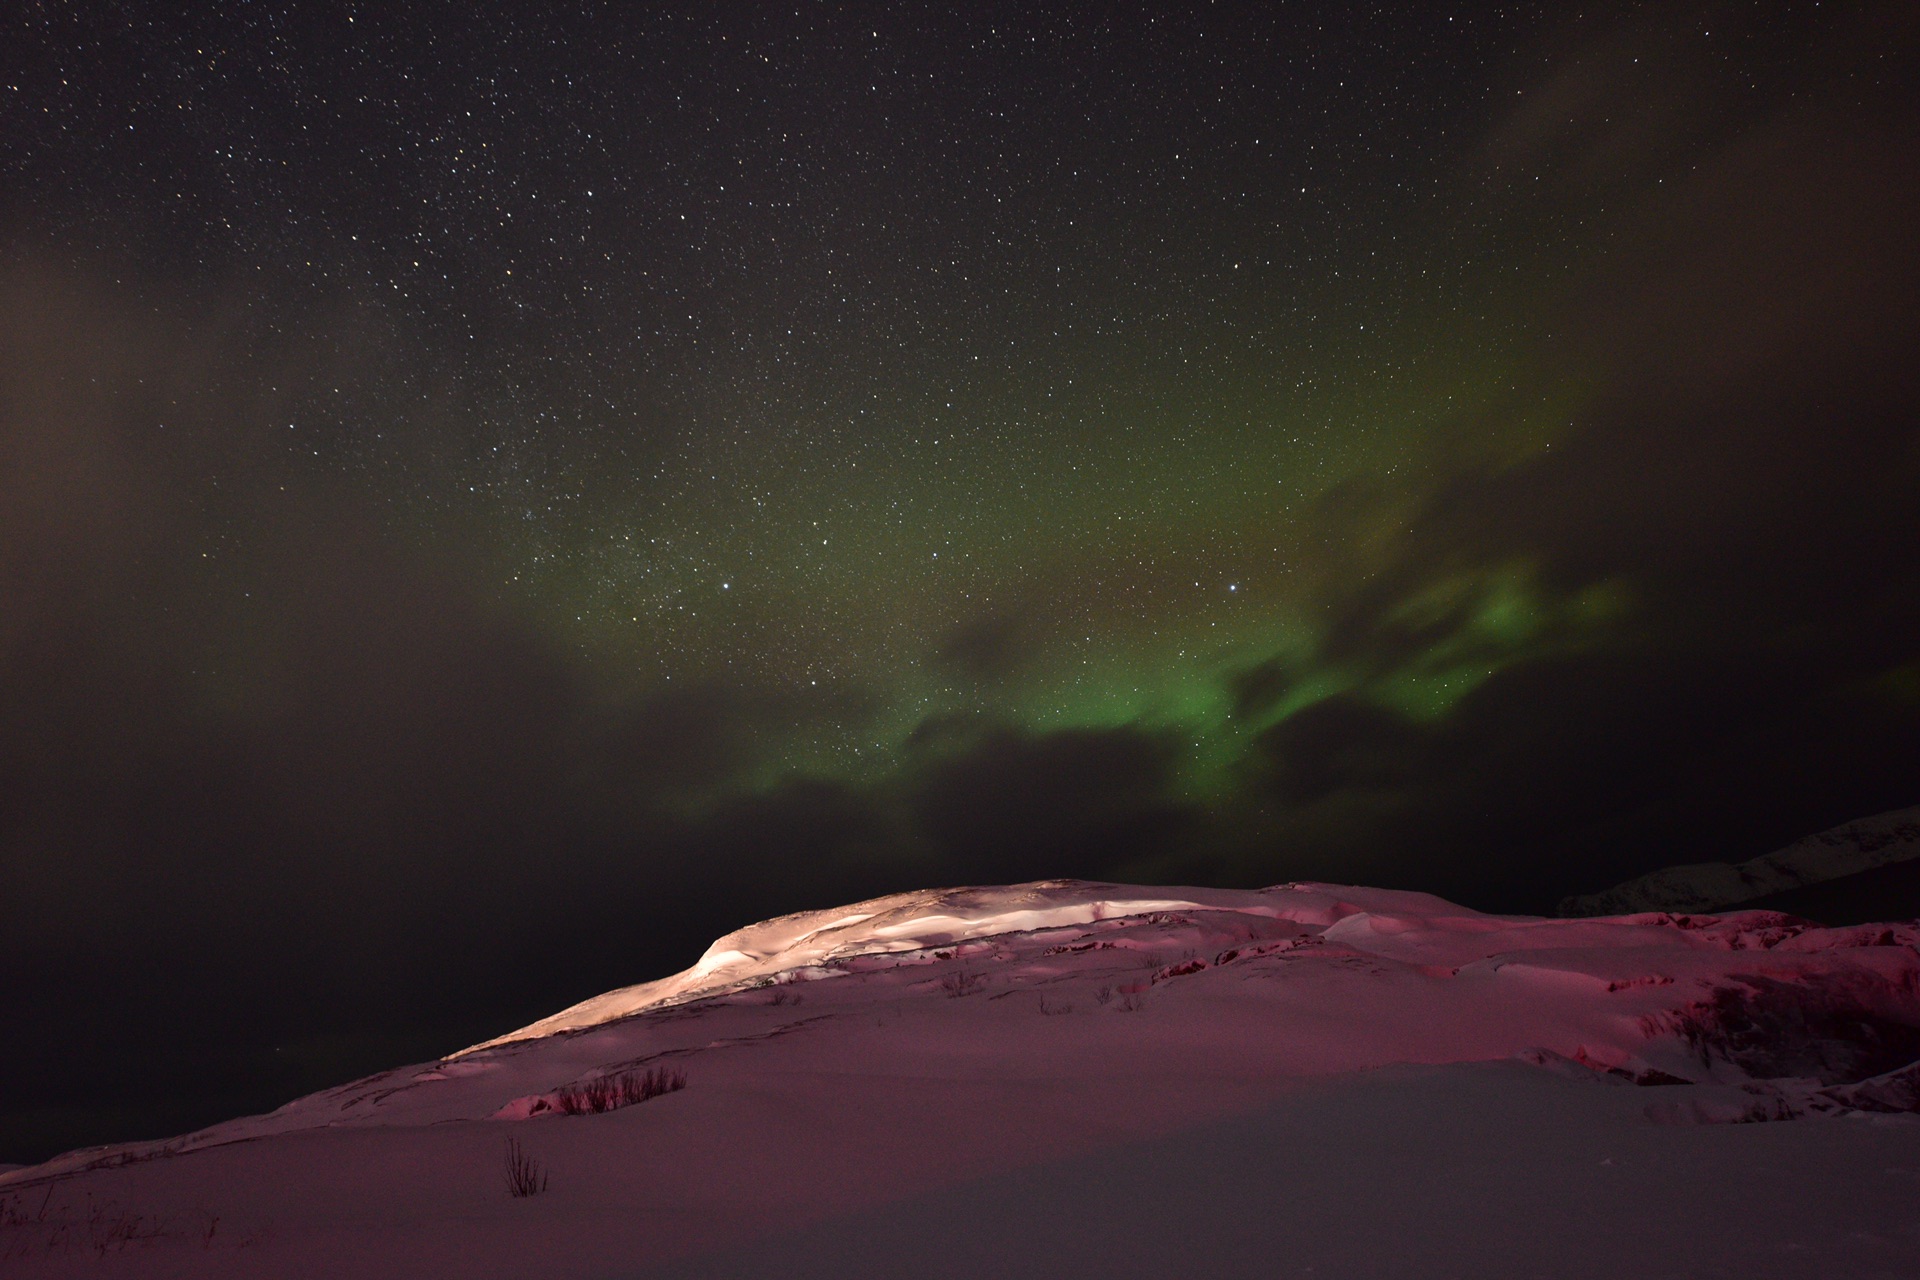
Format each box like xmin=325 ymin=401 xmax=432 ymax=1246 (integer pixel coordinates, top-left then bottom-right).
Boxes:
xmin=504 ymin=1138 xmax=548 ymax=1198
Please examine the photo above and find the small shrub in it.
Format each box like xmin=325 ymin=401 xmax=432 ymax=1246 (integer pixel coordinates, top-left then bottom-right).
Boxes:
xmin=555 ymin=1075 xmax=618 ymax=1115
xmin=81 ymin=1201 xmax=166 ymax=1258
xmin=619 ymin=1065 xmax=687 ymax=1106
xmin=1115 ymin=991 xmax=1147 ymax=1013
xmin=1 ymin=1185 xmax=56 ymax=1229
xmin=940 ymin=969 xmax=985 ymax=998
xmin=1654 ymin=975 xmax=1920 ymax=1085
xmin=1093 ymin=985 xmax=1113 ymax=1006
xmin=1038 ymin=997 xmax=1074 ymax=1016
xmin=504 ymin=1138 xmax=548 ymax=1198
xmin=554 ymin=1064 xmax=688 ymax=1116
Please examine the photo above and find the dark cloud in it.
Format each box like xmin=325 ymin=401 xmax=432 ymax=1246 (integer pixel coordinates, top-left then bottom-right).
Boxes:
xmin=1234 ymin=641 xmax=1920 ymax=916
xmin=1228 ymin=654 xmax=1306 ymax=722
xmin=582 ymin=679 xmax=877 ymax=810
xmin=908 ymin=725 xmax=1199 ymax=884
xmin=935 ymin=613 xmax=1031 ymax=682
xmin=1217 ymin=22 xmax=1920 ymax=913
xmin=1253 ymin=695 xmax=1429 ymax=807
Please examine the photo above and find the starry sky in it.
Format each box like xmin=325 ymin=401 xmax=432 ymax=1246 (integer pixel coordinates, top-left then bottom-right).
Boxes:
xmin=4 ymin=1 xmax=1919 ymax=1164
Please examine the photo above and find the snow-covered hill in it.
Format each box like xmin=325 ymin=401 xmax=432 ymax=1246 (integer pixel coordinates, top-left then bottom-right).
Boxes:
xmin=1559 ymin=805 xmax=1920 ymax=917
xmin=5 ymin=879 xmax=1920 ymax=1277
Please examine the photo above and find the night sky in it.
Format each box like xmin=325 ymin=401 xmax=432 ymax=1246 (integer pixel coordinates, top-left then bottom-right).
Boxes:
xmin=4 ymin=1 xmax=1918 ymax=1165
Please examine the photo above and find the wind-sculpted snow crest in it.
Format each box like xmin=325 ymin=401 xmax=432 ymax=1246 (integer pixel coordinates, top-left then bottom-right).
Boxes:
xmin=458 ymin=878 xmax=1375 ymax=1053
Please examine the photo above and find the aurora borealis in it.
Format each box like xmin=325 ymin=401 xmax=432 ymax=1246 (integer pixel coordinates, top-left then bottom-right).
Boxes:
xmin=4 ymin=2 xmax=1918 ymax=1163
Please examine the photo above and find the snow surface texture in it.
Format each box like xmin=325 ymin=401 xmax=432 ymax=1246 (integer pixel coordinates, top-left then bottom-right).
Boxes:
xmin=1561 ymin=804 xmax=1920 ymax=917
xmin=5 ymin=879 xmax=1920 ymax=1277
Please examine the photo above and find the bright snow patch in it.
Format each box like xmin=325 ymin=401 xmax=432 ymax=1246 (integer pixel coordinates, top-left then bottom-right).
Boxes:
xmin=458 ymin=881 xmax=1278 ymax=1053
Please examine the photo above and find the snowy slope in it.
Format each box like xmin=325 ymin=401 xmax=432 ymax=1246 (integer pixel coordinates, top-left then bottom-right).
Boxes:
xmin=4 ymin=878 xmax=1920 ymax=1277
xmin=1560 ymin=805 xmax=1920 ymax=917
xmin=461 ymin=883 xmax=1226 ymax=1053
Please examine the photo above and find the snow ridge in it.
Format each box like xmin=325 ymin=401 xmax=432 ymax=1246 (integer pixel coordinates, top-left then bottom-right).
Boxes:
xmin=1558 ymin=804 xmax=1920 ymax=917
xmin=457 ymin=879 xmax=1346 ymax=1053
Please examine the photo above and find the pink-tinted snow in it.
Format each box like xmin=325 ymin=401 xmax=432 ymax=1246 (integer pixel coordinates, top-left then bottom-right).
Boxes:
xmin=4 ymin=879 xmax=1918 ymax=1277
